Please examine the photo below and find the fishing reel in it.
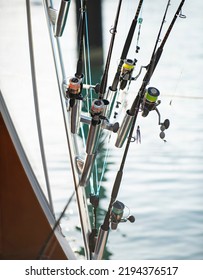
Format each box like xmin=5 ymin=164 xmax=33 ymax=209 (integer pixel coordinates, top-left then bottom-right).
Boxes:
xmin=66 ymin=76 xmax=83 ymax=105
xmin=119 ymin=59 xmax=137 ymax=90
xmin=111 ymin=200 xmax=135 ymax=230
xmin=65 ymin=76 xmax=84 ymax=134
xmin=141 ymin=87 xmax=160 ymax=117
xmin=90 ymin=99 xmax=109 ymax=125
xmin=141 ymin=87 xmax=170 ymax=141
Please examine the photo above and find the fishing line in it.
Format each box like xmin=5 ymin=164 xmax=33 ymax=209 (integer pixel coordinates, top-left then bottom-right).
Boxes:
xmin=169 ymin=69 xmax=183 ymax=105
xmin=75 ymin=1 xmax=86 ymax=78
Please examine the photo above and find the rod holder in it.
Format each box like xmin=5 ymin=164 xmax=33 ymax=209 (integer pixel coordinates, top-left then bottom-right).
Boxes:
xmin=86 ymin=122 xmax=101 ymax=155
xmin=80 ymin=115 xmax=119 ymax=133
xmin=75 ymin=156 xmax=84 ymax=174
xmin=79 ymin=122 xmax=101 ymax=186
xmin=115 ymin=110 xmax=134 ymax=148
xmin=104 ymin=86 xmax=117 ymax=118
xmin=71 ymin=99 xmax=81 ymax=134
xmin=79 ymin=117 xmax=119 ymax=186
xmin=55 ymin=0 xmax=70 ymax=37
xmin=93 ymin=227 xmax=109 ymax=260
xmin=79 ymin=153 xmax=97 ymax=187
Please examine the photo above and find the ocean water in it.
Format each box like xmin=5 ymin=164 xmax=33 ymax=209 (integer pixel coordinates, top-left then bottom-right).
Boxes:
xmin=0 ymin=0 xmax=203 ymax=260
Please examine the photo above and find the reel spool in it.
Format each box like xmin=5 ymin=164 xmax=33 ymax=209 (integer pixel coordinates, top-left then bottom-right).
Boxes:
xmin=120 ymin=59 xmax=136 ymax=90
xmin=142 ymin=87 xmax=160 ymax=117
xmin=66 ymin=76 xmax=83 ymax=100
xmin=90 ymin=99 xmax=109 ymax=124
xmin=111 ymin=200 xmax=135 ymax=230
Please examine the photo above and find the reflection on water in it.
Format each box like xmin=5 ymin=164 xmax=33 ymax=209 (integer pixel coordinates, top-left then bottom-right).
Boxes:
xmin=0 ymin=0 xmax=203 ymax=260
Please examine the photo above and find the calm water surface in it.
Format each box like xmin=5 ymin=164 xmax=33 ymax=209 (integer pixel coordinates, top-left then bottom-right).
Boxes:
xmin=0 ymin=0 xmax=203 ymax=259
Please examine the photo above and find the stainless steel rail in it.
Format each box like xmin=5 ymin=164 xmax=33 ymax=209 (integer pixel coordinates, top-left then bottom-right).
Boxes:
xmin=43 ymin=0 xmax=91 ymax=259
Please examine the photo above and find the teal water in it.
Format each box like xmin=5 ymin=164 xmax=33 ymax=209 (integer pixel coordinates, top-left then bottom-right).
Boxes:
xmin=0 ymin=0 xmax=203 ymax=260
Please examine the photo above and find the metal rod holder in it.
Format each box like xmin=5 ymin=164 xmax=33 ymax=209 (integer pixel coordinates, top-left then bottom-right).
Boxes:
xmin=86 ymin=123 xmax=101 ymax=155
xmin=55 ymin=0 xmax=71 ymax=37
xmin=115 ymin=110 xmax=134 ymax=148
xmin=80 ymin=115 xmax=119 ymax=133
xmin=103 ymin=86 xmax=117 ymax=118
xmin=93 ymin=227 xmax=109 ymax=260
xmin=71 ymin=99 xmax=81 ymax=134
xmin=79 ymin=153 xmax=97 ymax=186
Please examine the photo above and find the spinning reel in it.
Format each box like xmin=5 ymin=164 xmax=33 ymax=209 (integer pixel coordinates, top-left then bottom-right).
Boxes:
xmin=90 ymin=99 xmax=109 ymax=125
xmin=66 ymin=76 xmax=83 ymax=106
xmin=141 ymin=87 xmax=170 ymax=141
xmin=111 ymin=200 xmax=135 ymax=230
xmin=119 ymin=59 xmax=137 ymax=90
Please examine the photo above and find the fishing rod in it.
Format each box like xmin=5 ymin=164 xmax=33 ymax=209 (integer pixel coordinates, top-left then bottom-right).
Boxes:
xmin=98 ymin=0 xmax=123 ymax=100
xmin=94 ymin=0 xmax=186 ymax=260
xmin=106 ymin=0 xmax=144 ymax=118
xmin=130 ymin=0 xmax=186 ymax=116
xmin=66 ymin=0 xmax=87 ymax=134
xmin=116 ymin=0 xmax=173 ymax=147
xmin=79 ymin=0 xmax=123 ymax=187
xmin=112 ymin=0 xmax=144 ymax=92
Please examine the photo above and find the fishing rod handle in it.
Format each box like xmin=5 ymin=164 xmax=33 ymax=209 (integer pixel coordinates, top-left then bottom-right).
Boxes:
xmin=75 ymin=0 xmax=87 ymax=78
xmin=111 ymin=170 xmax=123 ymax=200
